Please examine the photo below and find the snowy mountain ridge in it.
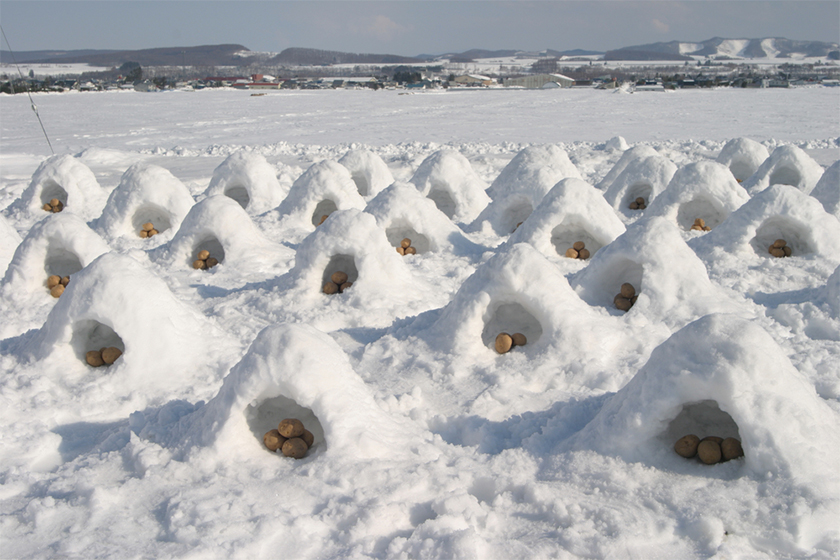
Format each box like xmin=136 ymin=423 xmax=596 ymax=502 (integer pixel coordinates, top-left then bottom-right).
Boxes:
xmin=608 ymin=37 xmax=839 ymax=61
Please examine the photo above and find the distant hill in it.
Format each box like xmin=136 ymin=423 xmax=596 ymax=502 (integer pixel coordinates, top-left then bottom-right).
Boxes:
xmin=269 ymin=48 xmax=423 ymax=65
xmin=0 ymin=49 xmax=118 ymax=64
xmin=1 ymin=44 xmax=252 ymax=67
xmin=606 ymin=37 xmax=840 ymax=61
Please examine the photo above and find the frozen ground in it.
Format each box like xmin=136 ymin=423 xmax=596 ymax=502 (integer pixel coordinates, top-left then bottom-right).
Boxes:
xmin=1 ymin=86 xmax=839 ymax=559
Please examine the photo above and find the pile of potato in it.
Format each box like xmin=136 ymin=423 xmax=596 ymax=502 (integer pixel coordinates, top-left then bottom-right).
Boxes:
xmin=768 ymin=239 xmax=792 ymax=258
xmin=690 ymin=218 xmax=711 ymax=232
xmin=396 ymin=238 xmax=417 ymax=256
xmin=628 ymin=197 xmax=647 ymax=210
xmin=42 ymin=198 xmax=64 ymax=213
xmin=674 ymin=434 xmax=744 ymax=465
xmin=263 ymin=418 xmax=315 ymax=459
xmin=323 ymin=271 xmax=352 ymax=294
xmin=564 ymin=241 xmax=590 ymax=260
xmin=494 ymin=332 xmax=527 ymax=354
xmin=192 ymin=249 xmax=219 ymax=270
xmin=85 ymin=346 xmax=123 ymax=367
xmin=139 ymin=222 xmax=160 ymax=238
xmin=614 ymin=283 xmax=638 ymax=312
xmin=46 ymin=275 xmax=70 ymax=298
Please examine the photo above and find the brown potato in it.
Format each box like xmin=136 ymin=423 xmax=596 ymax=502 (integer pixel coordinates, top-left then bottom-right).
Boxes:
xmin=318 ymin=214 xmax=329 ymax=225
xmin=720 ymin=437 xmax=744 ymax=461
xmin=629 ymin=201 xmax=639 ymax=210
xmin=192 ymin=259 xmax=207 ymax=270
xmin=339 ymin=282 xmax=352 ymax=293
xmin=50 ymin=284 xmax=65 ymax=298
xmin=511 ymin=333 xmax=527 ymax=346
xmin=697 ymin=440 xmax=722 ymax=464
xmin=565 ymin=248 xmax=579 ymax=259
xmin=43 ymin=203 xmax=53 ymax=212
xmin=331 ymin=271 xmax=348 ymax=285
xmin=197 ymin=250 xmax=210 ymax=261
xmin=700 ymin=436 xmax=723 ymax=444
xmin=50 ymin=198 xmax=60 ymax=207
xmin=694 ymin=218 xmax=705 ymax=228
xmin=282 ymin=437 xmax=309 ymax=459
xmin=614 ymin=296 xmax=632 ymax=311
xmin=278 ymin=418 xmax=305 ymax=438
xmin=703 ymin=226 xmax=711 ymax=232
xmin=690 ymin=225 xmax=702 ymax=231
xmin=578 ymin=248 xmax=590 ymax=260
xmin=769 ymin=247 xmax=785 ymax=258
xmin=85 ymin=350 xmax=105 ymax=367
xmin=783 ymin=246 xmax=792 ymax=257
xmin=263 ymin=429 xmax=286 ymax=452
xmin=148 ymin=229 xmax=159 ymax=236
xmin=620 ymin=283 xmax=635 ymax=299
xmin=205 ymin=257 xmax=219 ymax=268
xmin=772 ymin=239 xmax=786 ymax=249
xmin=638 ymin=203 xmax=646 ymax=209
xmin=573 ymin=241 xmax=585 ymax=251
xmin=101 ymin=347 xmax=122 ymax=365
xmin=401 ymin=238 xmax=412 ymax=249
xmin=495 ymin=333 xmax=513 ymax=354
xmin=139 ymin=230 xmax=149 ymax=238
xmin=301 ymin=429 xmax=315 ymax=449
xmin=142 ymin=222 xmax=154 ymax=231
xmin=674 ymin=434 xmax=700 ymax=458
xmin=396 ymin=246 xmax=405 ymax=255
xmin=323 ymin=281 xmax=338 ymax=295
xmin=635 ymin=197 xmax=645 ymax=205
xmin=60 ymin=276 xmax=70 ymax=286
xmin=47 ymin=275 xmax=61 ymax=288
xmin=630 ymin=295 xmax=638 ymax=304
xmin=404 ymin=246 xmax=416 ymax=255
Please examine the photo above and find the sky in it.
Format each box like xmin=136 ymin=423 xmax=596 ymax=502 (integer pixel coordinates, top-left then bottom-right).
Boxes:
xmin=1 ymin=1 xmax=838 ymax=56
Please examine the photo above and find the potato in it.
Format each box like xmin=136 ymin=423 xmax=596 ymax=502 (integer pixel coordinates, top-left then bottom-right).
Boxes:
xmin=278 ymin=418 xmax=305 ymax=438
xmin=282 ymin=437 xmax=309 ymax=459
xmin=197 ymin=250 xmax=210 ymax=261
xmin=396 ymin=246 xmax=405 ymax=255
xmin=331 ymin=271 xmax=348 ymax=285
xmin=614 ymin=296 xmax=632 ymax=311
xmin=139 ymin=230 xmax=149 ymax=238
xmin=301 ymin=429 xmax=315 ymax=449
xmin=323 ymin=281 xmax=338 ymax=295
xmin=630 ymin=295 xmax=638 ymax=304
xmin=47 ymin=275 xmax=61 ymax=288
xmin=700 ymin=436 xmax=723 ymax=444
xmin=512 ymin=333 xmax=527 ymax=346
xmin=639 ymin=203 xmax=646 ymax=209
xmin=578 ymin=248 xmax=590 ymax=260
xmin=263 ymin=429 xmax=286 ymax=452
xmin=629 ymin=201 xmax=639 ymax=210
xmin=404 ymin=246 xmax=416 ymax=255
xmin=148 ymin=229 xmax=159 ymax=237
xmin=783 ymin=246 xmax=792 ymax=257
xmin=495 ymin=333 xmax=513 ymax=354
xmin=772 ymin=239 xmax=786 ymax=249
xmin=192 ymin=259 xmax=207 ymax=270
xmin=769 ymin=247 xmax=785 ymax=258
xmin=401 ymin=238 xmax=412 ymax=249
xmin=142 ymin=222 xmax=154 ymax=232
xmin=205 ymin=257 xmax=219 ymax=268
xmin=620 ymin=283 xmax=635 ymax=299
xmin=50 ymin=284 xmax=65 ymax=298
xmin=49 ymin=198 xmax=60 ymax=207
xmin=42 ymin=203 xmax=53 ymax=212
xmin=694 ymin=218 xmax=705 ymax=228
xmin=697 ymin=440 xmax=722 ymax=464
xmin=674 ymin=434 xmax=700 ymax=458
xmin=635 ymin=197 xmax=645 ymax=205
xmin=53 ymin=201 xmax=64 ymax=212
xmin=318 ymin=214 xmax=329 ymax=225
xmin=573 ymin=241 xmax=585 ymax=251
xmin=85 ymin=350 xmax=105 ymax=367
xmin=60 ymin=276 xmax=70 ymax=286
xmin=690 ymin=225 xmax=702 ymax=231
xmin=338 ymin=282 xmax=352 ymax=293
xmin=720 ymin=437 xmax=744 ymax=461
xmin=101 ymin=347 xmax=122 ymax=365
xmin=565 ymin=248 xmax=579 ymax=259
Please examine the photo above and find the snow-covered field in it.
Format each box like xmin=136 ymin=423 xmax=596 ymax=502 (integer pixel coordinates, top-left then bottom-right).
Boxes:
xmin=1 ymin=86 xmax=839 ymax=559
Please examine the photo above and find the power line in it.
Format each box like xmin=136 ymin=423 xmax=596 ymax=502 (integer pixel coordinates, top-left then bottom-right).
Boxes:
xmin=1 ymin=24 xmax=55 ymax=154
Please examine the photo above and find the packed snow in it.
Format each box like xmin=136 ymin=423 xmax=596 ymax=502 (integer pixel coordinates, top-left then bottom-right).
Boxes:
xmin=1 ymin=86 xmax=839 ymax=559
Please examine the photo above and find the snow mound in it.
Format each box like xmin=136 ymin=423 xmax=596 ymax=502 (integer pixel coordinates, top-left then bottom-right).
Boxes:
xmin=0 ymin=214 xmax=22 ymax=275
xmin=596 ymin=144 xmax=659 ymax=191
xmin=646 ymin=161 xmax=750 ymax=231
xmin=810 ymin=159 xmax=840 ymax=219
xmin=95 ymin=162 xmax=195 ymax=243
xmin=506 ymin=178 xmax=626 ymax=261
xmin=741 ymin=144 xmax=824 ymax=196
xmin=174 ymin=323 xmax=425 ymax=461
xmin=408 ymin=149 xmax=490 ymax=225
xmin=826 ymin=265 xmax=840 ymax=317
xmin=204 ymin=151 xmax=286 ymax=214
xmin=570 ymin=217 xmax=734 ymax=330
xmin=603 ymin=136 xmax=629 ymax=152
xmin=603 ymin=154 xmax=678 ymax=221
xmin=8 ymin=154 xmax=106 ymax=223
xmin=275 ymin=159 xmax=366 ymax=234
xmin=565 ymin=314 xmax=840 ymax=497
xmin=690 ymin=184 xmax=840 ymax=261
xmin=338 ymin=148 xmax=395 ymax=198
xmin=715 ymin=137 xmax=769 ymax=182
xmin=152 ymin=194 xmax=292 ymax=273
xmin=365 ymin=182 xmax=485 ymax=256
xmin=22 ymin=252 xmax=230 ymax=409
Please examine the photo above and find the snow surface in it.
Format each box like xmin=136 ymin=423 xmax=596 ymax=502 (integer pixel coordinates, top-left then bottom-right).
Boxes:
xmin=1 ymin=86 xmax=840 ymax=559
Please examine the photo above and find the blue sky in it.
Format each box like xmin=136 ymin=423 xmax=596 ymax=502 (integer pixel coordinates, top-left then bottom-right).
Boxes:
xmin=1 ymin=1 xmax=838 ymax=55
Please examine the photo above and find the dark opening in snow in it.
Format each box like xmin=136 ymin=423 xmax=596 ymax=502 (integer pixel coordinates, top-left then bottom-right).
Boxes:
xmin=131 ymin=204 xmax=172 ymax=234
xmin=481 ymin=301 xmax=543 ymax=349
xmin=661 ymin=400 xmax=741 ymax=443
xmin=321 ymin=253 xmax=358 ymax=287
xmin=246 ymin=394 xmax=324 ymax=453
xmin=44 ymin=246 xmax=83 ymax=278
xmin=503 ymin=200 xmax=533 ymax=234
xmin=312 ymin=199 xmax=338 ymax=226
xmin=351 ymin=172 xmax=370 ymax=197
xmin=386 ymin=225 xmax=430 ymax=254
xmin=677 ymin=198 xmax=725 ymax=231
xmin=70 ymin=319 xmax=125 ymax=363
xmin=40 ymin=180 xmax=68 ymax=207
xmin=550 ymin=224 xmax=603 ymax=258
xmin=224 ymin=185 xmax=250 ymax=210
xmin=768 ymin=166 xmax=802 ymax=189
xmin=751 ymin=216 xmax=812 ymax=257
xmin=192 ymin=236 xmax=226 ymax=266
xmin=428 ymin=186 xmax=457 ymax=220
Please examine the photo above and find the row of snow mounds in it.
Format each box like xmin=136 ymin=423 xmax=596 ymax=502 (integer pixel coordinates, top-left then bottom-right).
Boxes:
xmin=741 ymin=144 xmax=826 ymax=196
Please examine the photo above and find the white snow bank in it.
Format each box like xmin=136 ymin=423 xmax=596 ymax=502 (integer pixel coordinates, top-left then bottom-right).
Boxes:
xmin=505 ymin=178 xmax=625 ymax=261
xmin=0 ymin=214 xmax=22 ymax=275
xmin=365 ymin=182 xmax=485 ymax=256
xmin=603 ymin=154 xmax=677 ymax=221
xmin=690 ymin=184 xmax=840 ymax=261
xmin=595 ymin=144 xmax=659 ymax=191
xmin=409 ymin=149 xmax=490 ymax=225
xmin=564 ymin=314 xmax=840 ymax=502
xmin=715 ymin=137 xmax=769 ymax=182
xmin=6 ymin=154 xmax=107 ymax=223
xmin=603 ymin=136 xmax=629 ymax=152
xmin=570 ymin=217 xmax=736 ymax=330
xmin=95 ymin=162 xmax=195 ymax=243
xmin=204 ymin=151 xmax=286 ymax=215
xmin=810 ymin=159 xmax=840 ymax=219
xmin=741 ymin=144 xmax=824 ymax=196
xmin=338 ymin=148 xmax=395 ymax=198
xmin=646 ymin=161 xmax=750 ymax=231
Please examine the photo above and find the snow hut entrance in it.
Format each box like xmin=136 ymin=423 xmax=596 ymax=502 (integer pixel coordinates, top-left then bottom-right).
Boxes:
xmin=768 ymin=166 xmax=801 ymax=189
xmin=504 ymin=201 xmax=533 ymax=234
xmin=623 ymin=183 xmax=652 ymax=210
xmin=45 ymin=247 xmax=83 ymax=278
xmin=246 ymin=394 xmax=325 ymax=453
xmin=550 ymin=224 xmax=603 ymax=258
xmin=40 ymin=180 xmax=68 ymax=207
xmin=481 ymin=302 xmax=543 ymax=349
xmin=192 ymin=236 xmax=226 ymax=265
xmin=750 ymin=216 xmax=811 ymax=257
xmin=427 ymin=186 xmax=457 ymax=220
xmin=224 ymin=185 xmax=250 ymax=210
xmin=312 ymin=199 xmax=338 ymax=226
xmin=321 ymin=254 xmax=358 ymax=287
xmin=351 ymin=172 xmax=370 ymax=197
xmin=676 ymin=198 xmax=724 ymax=231
xmin=132 ymin=204 xmax=172 ymax=234
xmin=386 ymin=226 xmax=430 ymax=254
xmin=659 ymin=400 xmax=741 ymax=443
xmin=70 ymin=319 xmax=125 ymax=362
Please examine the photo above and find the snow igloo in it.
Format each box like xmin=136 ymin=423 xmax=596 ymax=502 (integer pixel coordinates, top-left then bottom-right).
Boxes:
xmin=95 ymin=162 xmax=195 ymax=242
xmin=645 ymin=161 xmax=750 ymax=232
xmin=603 ymin=154 xmax=677 ymax=220
xmin=810 ymin=159 xmax=840 ymax=219
xmin=506 ymin=178 xmax=626 ymax=261
xmin=741 ymin=144 xmax=824 ymax=196
xmin=204 ymin=151 xmax=286 ymax=215
xmin=715 ymin=137 xmax=770 ymax=183
xmin=338 ymin=148 xmax=395 ymax=198
xmin=475 ymin=145 xmax=582 ymax=235
xmin=408 ymin=149 xmax=490 ymax=225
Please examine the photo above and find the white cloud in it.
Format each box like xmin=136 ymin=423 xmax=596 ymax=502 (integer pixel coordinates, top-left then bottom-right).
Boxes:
xmin=652 ymin=18 xmax=670 ymax=33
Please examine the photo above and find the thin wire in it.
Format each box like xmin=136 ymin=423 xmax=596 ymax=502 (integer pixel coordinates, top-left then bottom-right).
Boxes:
xmin=1 ymin=24 xmax=55 ymax=154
